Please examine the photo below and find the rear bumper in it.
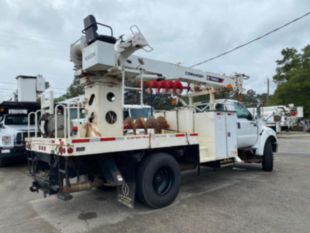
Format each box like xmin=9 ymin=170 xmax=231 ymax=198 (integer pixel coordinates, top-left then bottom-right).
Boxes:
xmin=0 ymin=147 xmax=28 ymax=159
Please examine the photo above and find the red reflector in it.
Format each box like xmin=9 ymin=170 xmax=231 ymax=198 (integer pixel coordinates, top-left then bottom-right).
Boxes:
xmin=100 ymin=137 xmax=116 ymax=142
xmin=72 ymin=139 xmax=90 ymax=143
xmin=67 ymin=147 xmax=74 ymax=154
xmin=176 ymin=134 xmax=185 ymax=137
xmin=190 ymin=133 xmax=198 ymax=136
xmin=216 ymin=112 xmax=221 ymax=115
xmin=72 ymin=126 xmax=78 ymax=132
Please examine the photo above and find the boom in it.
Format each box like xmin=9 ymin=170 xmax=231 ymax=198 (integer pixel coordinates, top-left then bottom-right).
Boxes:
xmin=70 ymin=15 xmax=247 ymax=92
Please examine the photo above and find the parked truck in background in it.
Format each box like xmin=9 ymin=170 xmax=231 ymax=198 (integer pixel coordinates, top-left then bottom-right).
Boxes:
xmin=0 ymin=75 xmax=46 ymax=166
xmin=248 ymin=105 xmax=304 ymax=133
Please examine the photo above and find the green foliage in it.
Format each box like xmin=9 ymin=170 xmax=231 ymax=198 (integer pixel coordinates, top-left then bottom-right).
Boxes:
xmin=271 ymin=44 xmax=310 ymax=118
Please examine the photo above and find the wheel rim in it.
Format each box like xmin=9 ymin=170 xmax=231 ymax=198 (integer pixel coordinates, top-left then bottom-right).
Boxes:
xmin=152 ymin=167 xmax=174 ymax=196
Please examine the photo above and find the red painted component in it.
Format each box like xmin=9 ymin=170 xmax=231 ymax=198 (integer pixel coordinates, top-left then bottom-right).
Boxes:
xmin=72 ymin=139 xmax=90 ymax=143
xmin=173 ymin=81 xmax=183 ymax=94
xmin=100 ymin=137 xmax=116 ymax=142
xmin=150 ymin=80 xmax=158 ymax=88
xmin=60 ymin=148 xmax=66 ymax=154
xmin=72 ymin=126 xmax=78 ymax=132
xmin=190 ymin=133 xmax=198 ymax=136
xmin=157 ymin=80 xmax=167 ymax=93
xmin=67 ymin=147 xmax=74 ymax=154
xmin=145 ymin=80 xmax=158 ymax=94
xmin=216 ymin=112 xmax=221 ymax=115
xmin=175 ymin=133 xmax=185 ymax=137
xmin=291 ymin=111 xmax=297 ymax=116
xmin=166 ymin=80 xmax=173 ymax=89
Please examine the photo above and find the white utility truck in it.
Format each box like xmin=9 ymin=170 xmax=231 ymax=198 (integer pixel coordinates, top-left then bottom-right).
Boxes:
xmin=248 ymin=105 xmax=304 ymax=133
xmin=0 ymin=75 xmax=45 ymax=166
xmin=27 ymin=15 xmax=277 ymax=209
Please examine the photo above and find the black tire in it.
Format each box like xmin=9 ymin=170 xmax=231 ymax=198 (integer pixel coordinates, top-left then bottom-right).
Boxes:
xmin=262 ymin=140 xmax=273 ymax=172
xmin=136 ymin=152 xmax=181 ymax=209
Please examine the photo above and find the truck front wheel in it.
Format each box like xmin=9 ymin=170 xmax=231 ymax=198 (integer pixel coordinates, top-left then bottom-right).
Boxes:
xmin=136 ymin=152 xmax=181 ymax=208
xmin=262 ymin=140 xmax=273 ymax=172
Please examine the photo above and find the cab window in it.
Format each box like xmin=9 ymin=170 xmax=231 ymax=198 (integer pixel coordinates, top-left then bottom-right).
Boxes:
xmin=215 ymin=104 xmax=224 ymax=111
xmin=234 ymin=102 xmax=253 ymax=120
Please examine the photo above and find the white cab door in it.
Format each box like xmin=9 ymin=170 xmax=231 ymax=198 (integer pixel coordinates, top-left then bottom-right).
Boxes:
xmin=233 ymin=102 xmax=258 ymax=148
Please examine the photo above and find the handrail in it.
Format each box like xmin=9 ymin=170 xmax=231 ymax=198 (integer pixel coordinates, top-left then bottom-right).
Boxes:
xmin=67 ymin=102 xmax=71 ymax=139
xmin=28 ymin=112 xmax=36 ymax=139
xmin=34 ymin=110 xmax=42 ymax=138
xmin=54 ymin=104 xmax=67 ymax=139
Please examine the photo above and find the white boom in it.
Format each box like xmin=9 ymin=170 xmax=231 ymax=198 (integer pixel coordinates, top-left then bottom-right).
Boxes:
xmin=71 ymin=23 xmax=247 ymax=93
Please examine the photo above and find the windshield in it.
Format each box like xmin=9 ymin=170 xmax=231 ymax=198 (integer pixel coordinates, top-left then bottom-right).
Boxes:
xmin=129 ymin=108 xmax=152 ymax=119
xmin=4 ymin=115 xmax=34 ymax=125
xmin=69 ymin=108 xmax=85 ymax=120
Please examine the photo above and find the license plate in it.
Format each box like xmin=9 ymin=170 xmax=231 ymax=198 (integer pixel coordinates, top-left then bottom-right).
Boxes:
xmin=1 ymin=149 xmax=10 ymax=154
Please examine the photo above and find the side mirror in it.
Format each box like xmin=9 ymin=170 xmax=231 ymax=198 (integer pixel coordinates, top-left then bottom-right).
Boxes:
xmin=0 ymin=123 xmax=4 ymax=129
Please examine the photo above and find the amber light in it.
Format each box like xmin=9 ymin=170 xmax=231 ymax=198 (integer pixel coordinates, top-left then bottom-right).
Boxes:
xmin=226 ymin=84 xmax=233 ymax=90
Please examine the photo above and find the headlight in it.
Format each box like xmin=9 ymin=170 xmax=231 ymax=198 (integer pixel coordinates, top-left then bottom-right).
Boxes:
xmin=2 ymin=136 xmax=11 ymax=145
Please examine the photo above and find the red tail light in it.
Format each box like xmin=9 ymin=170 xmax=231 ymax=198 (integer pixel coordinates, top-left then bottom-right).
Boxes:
xmin=67 ymin=147 xmax=74 ymax=154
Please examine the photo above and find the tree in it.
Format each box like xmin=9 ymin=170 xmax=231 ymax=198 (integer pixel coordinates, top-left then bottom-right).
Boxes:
xmin=270 ymin=45 xmax=310 ymax=118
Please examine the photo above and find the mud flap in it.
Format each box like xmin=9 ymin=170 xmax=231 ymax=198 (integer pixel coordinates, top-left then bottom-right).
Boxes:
xmin=116 ymin=160 xmax=136 ymax=208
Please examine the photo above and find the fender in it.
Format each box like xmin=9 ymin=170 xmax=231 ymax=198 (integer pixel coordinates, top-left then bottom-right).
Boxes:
xmin=253 ymin=125 xmax=277 ymax=156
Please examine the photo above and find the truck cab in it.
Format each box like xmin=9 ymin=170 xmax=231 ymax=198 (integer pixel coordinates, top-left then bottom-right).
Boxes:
xmin=195 ymin=99 xmax=277 ymax=154
xmin=123 ymin=105 xmax=153 ymax=120
xmin=0 ymin=102 xmax=38 ymax=167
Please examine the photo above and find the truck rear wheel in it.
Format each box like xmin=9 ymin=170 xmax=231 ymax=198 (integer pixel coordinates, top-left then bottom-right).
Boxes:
xmin=262 ymin=140 xmax=273 ymax=172
xmin=136 ymin=152 xmax=181 ymax=208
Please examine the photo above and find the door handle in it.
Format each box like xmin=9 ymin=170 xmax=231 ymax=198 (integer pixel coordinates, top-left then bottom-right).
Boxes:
xmin=251 ymin=122 xmax=257 ymax=127
xmin=237 ymin=122 xmax=241 ymax=129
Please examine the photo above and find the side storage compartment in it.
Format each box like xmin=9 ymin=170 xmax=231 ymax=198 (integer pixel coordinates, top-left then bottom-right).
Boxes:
xmin=194 ymin=111 xmax=238 ymax=163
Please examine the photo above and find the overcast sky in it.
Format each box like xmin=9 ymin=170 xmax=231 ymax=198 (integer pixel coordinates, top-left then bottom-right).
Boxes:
xmin=0 ymin=0 xmax=309 ymax=100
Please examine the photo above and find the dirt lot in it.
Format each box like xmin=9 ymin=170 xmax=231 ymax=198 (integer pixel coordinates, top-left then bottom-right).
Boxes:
xmin=0 ymin=132 xmax=309 ymax=233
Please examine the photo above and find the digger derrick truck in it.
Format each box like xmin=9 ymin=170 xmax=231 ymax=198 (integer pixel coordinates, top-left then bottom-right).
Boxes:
xmin=27 ymin=15 xmax=277 ymax=209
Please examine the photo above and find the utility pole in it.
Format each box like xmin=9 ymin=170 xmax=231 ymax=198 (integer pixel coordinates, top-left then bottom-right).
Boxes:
xmin=266 ymin=77 xmax=270 ymax=104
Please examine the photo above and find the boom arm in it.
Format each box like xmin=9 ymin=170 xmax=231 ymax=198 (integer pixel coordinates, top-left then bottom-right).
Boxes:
xmin=70 ymin=15 xmax=247 ymax=92
xmin=76 ymin=39 xmax=237 ymax=89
